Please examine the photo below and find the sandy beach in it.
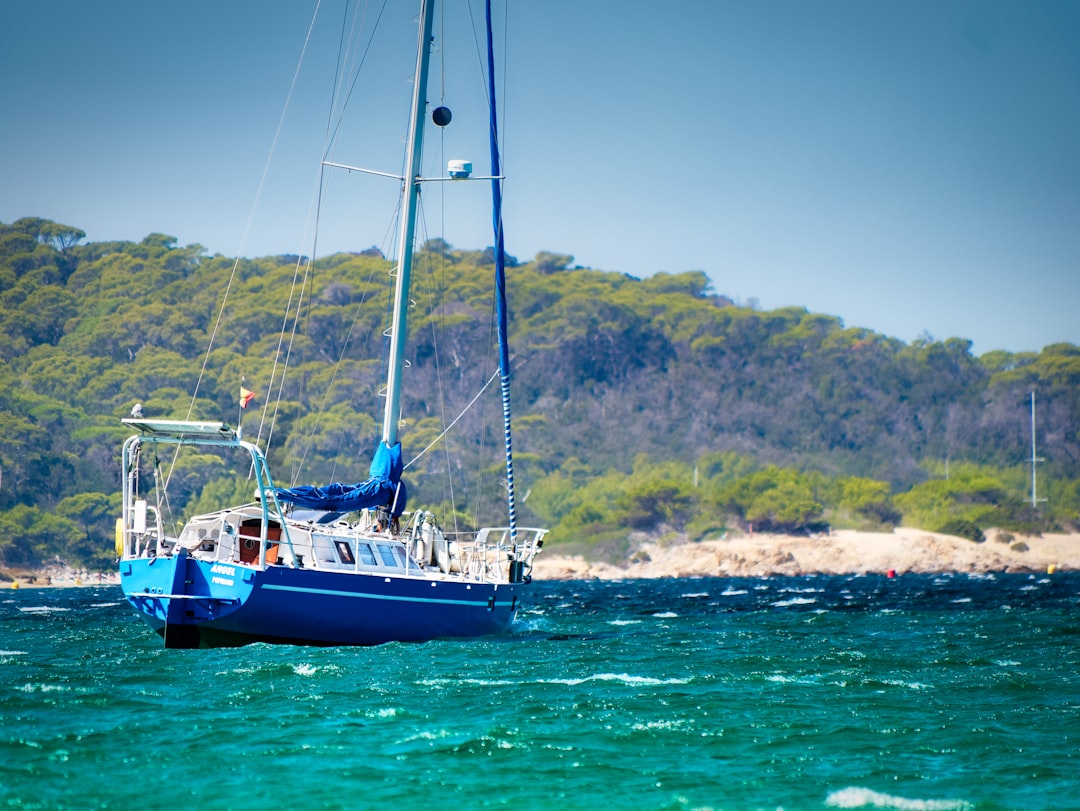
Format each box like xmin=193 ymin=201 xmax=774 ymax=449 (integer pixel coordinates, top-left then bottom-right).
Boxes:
xmin=531 ymin=528 xmax=1078 ymax=580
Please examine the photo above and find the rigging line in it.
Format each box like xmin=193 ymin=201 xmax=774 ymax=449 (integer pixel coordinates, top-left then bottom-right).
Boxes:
xmin=324 ymin=0 xmax=390 ymax=160
xmin=370 ymin=174 xmax=409 ymax=437
xmin=404 ymin=368 xmax=501 ymax=471
xmin=499 ymin=0 xmax=511 ymax=176
xmin=258 ymin=131 xmax=333 ymax=458
xmin=421 ymin=60 xmax=460 ymax=528
xmin=255 ymin=191 xmax=316 ymax=457
xmin=151 ymin=455 xmax=177 ymax=537
xmin=434 ymin=151 xmax=463 ymax=533
xmin=464 ymin=2 xmax=509 ymax=173
xmin=267 ymin=0 xmax=373 ymax=479
xmin=465 ymin=1 xmax=495 ymax=132
xmin=258 ymin=200 xmax=322 ymax=464
xmin=320 ymin=0 xmax=354 ymax=165
xmin=262 ymin=250 xmax=314 ymax=481
xmin=438 ymin=0 xmax=446 ymax=102
xmin=168 ymin=0 xmax=324 ymax=493
xmin=294 ymin=252 xmax=386 ymax=484
xmin=471 ymin=302 xmax=496 ymax=532
xmin=263 ymin=0 xmax=385 ymax=466
xmin=266 ymin=5 xmax=361 ymax=471
xmin=266 ymin=132 xmax=337 ymax=467
xmin=415 ymin=196 xmax=461 ymax=532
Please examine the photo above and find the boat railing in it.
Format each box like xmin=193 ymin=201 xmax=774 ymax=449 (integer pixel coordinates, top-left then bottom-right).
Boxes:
xmin=121 ymin=500 xmax=165 ymax=559
xmin=447 ymin=527 xmax=546 ymax=583
xmin=472 ymin=526 xmax=547 ymax=557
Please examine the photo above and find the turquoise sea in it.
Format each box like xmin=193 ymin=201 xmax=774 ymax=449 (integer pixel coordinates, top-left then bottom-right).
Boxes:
xmin=2 ymin=573 xmax=1077 ymax=811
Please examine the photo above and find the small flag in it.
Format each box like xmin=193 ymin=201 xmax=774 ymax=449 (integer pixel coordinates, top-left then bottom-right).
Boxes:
xmin=239 ymin=386 xmax=256 ymax=409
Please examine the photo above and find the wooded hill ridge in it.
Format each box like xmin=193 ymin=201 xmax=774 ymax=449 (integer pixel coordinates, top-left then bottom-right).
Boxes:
xmin=2 ymin=216 xmax=1078 ymax=570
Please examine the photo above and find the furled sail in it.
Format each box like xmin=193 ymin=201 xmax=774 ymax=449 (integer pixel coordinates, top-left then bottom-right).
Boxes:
xmin=275 ymin=440 xmax=407 ymax=515
xmin=486 ymin=0 xmax=517 ymax=543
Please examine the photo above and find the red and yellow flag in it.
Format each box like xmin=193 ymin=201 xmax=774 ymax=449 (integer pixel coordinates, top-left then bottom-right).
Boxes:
xmin=239 ymin=386 xmax=256 ymax=409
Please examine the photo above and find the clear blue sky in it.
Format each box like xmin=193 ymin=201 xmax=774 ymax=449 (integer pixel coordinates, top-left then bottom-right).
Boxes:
xmin=2 ymin=1 xmax=1078 ymax=356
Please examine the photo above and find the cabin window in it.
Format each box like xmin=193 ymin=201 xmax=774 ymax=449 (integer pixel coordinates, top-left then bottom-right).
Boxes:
xmin=356 ymin=543 xmax=377 ymax=567
xmin=334 ymin=541 xmax=355 ymax=565
xmin=376 ymin=543 xmax=406 ymax=568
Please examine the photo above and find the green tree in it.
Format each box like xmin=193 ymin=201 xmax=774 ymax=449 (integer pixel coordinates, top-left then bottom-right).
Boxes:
xmin=532 ymin=251 xmax=574 ymax=275
xmin=57 ymin=492 xmax=115 ymax=543
xmin=827 ymin=476 xmax=899 ymax=528
xmin=720 ymin=467 xmax=824 ymax=533
xmin=617 ymin=479 xmax=695 ymax=531
xmin=894 ymin=465 xmax=1014 ymax=532
xmin=0 ymin=505 xmax=81 ymax=567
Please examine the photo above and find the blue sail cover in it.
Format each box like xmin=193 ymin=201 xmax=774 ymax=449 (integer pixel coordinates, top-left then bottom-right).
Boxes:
xmin=275 ymin=441 xmax=407 ymax=516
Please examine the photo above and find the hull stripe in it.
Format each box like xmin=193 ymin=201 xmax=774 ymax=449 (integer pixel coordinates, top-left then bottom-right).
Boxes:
xmin=262 ymin=583 xmax=510 ymax=607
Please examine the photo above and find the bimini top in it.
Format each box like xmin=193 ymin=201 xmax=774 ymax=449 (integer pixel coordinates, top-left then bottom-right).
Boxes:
xmin=121 ymin=418 xmax=237 ymax=441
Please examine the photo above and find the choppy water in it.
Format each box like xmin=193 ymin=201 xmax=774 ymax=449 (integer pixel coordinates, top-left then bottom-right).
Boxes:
xmin=2 ymin=573 xmax=1078 ymax=811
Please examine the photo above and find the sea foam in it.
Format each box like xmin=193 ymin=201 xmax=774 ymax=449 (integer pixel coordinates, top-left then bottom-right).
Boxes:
xmin=544 ymin=673 xmax=690 ymax=687
xmin=826 ymin=787 xmax=971 ymax=810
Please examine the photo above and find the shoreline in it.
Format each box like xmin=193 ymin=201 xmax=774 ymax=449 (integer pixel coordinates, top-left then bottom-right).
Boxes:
xmin=3 ymin=528 xmax=1075 ymax=588
xmin=530 ymin=528 xmax=1077 ymax=581
xmin=1 ymin=568 xmax=119 ymax=590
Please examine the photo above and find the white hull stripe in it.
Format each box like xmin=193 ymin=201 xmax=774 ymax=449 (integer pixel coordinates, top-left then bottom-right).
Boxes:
xmin=262 ymin=583 xmax=512 ymax=608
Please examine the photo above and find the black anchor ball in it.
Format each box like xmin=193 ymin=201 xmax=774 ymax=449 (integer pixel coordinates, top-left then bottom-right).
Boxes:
xmin=432 ymin=106 xmax=452 ymax=127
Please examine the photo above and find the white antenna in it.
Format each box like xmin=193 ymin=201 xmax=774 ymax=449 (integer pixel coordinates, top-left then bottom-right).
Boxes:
xmin=1030 ymin=391 xmax=1047 ymax=509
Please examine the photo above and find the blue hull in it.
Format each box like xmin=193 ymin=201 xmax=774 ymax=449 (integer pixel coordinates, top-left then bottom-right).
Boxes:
xmin=120 ymin=551 xmax=527 ymax=648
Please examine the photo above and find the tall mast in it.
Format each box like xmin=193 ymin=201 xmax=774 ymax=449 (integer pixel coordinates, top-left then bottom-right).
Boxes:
xmin=382 ymin=0 xmax=435 ymax=447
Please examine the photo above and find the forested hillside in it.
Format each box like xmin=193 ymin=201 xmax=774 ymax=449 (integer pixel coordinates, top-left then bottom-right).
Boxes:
xmin=2 ymin=216 xmax=1078 ymax=569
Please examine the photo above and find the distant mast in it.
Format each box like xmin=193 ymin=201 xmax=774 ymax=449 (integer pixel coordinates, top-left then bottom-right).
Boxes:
xmin=1029 ymin=391 xmax=1046 ymax=509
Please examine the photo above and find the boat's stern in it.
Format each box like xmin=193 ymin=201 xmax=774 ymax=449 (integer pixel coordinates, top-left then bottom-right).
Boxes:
xmin=120 ymin=549 xmax=254 ymax=648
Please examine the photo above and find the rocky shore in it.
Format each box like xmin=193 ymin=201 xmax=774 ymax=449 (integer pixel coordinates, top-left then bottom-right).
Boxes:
xmin=531 ymin=528 xmax=1077 ymax=581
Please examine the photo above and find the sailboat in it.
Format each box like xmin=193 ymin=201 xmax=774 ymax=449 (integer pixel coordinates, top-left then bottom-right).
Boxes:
xmin=116 ymin=0 xmax=546 ymax=648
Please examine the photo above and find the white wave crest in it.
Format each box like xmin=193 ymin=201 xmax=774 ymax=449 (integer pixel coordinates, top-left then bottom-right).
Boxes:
xmin=544 ymin=673 xmax=689 ymax=687
xmin=826 ymin=787 xmax=971 ymax=810
xmin=771 ymin=597 xmax=818 ymax=607
xmin=419 ymin=677 xmax=516 ymax=687
xmin=17 ymin=683 xmax=69 ymax=693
